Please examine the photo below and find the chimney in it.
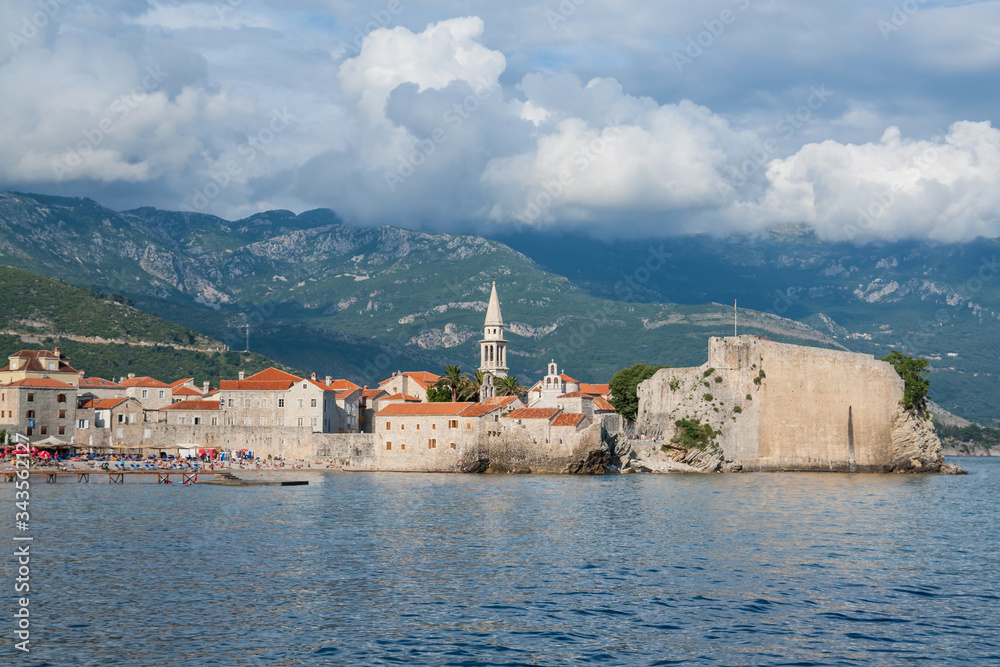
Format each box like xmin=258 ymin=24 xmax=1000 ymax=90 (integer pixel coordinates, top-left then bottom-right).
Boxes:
xmin=128 ymin=373 xmax=135 ymax=380
xmin=54 ymin=346 xmax=61 ymax=358
xmin=203 ymin=381 xmax=210 ymax=393
xmin=325 ymin=376 xmax=333 ymax=386
xmin=238 ymin=371 xmax=245 ymax=381
xmin=310 ymin=372 xmax=317 ymax=381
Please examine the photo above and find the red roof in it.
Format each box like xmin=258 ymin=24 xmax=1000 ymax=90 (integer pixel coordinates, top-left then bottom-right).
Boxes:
xmin=161 ymin=400 xmax=220 ymax=411
xmin=380 ymin=393 xmax=422 ymax=402
xmin=80 ymin=377 xmax=123 ymax=389
xmin=2 ymin=349 xmax=81 ymax=375
xmin=120 ymin=377 xmax=171 ymax=388
xmin=594 ymin=397 xmax=615 ymax=411
xmin=483 ymin=396 xmax=519 ymax=408
xmin=459 ymin=402 xmax=504 ymax=417
xmin=559 ymin=373 xmax=579 ymax=384
xmin=557 ymin=391 xmax=589 ymax=398
xmin=246 ymin=367 xmax=303 ymax=383
xmin=172 ymin=386 xmax=203 ymax=396
xmin=504 ymin=407 xmax=560 ymax=420
xmin=4 ymin=378 xmax=76 ymax=389
xmin=170 ymin=378 xmax=194 ymax=387
xmin=579 ymin=383 xmax=610 ymax=396
xmin=376 ymin=402 xmax=474 ymax=416
xmin=363 ymin=388 xmax=385 ymax=400
xmin=81 ymin=398 xmax=131 ymax=410
xmin=552 ymin=413 xmax=586 ymax=427
xmin=378 ymin=371 xmax=441 ymax=389
xmin=220 ymin=380 xmax=295 ymax=391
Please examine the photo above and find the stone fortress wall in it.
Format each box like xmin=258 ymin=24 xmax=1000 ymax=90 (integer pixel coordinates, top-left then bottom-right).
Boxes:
xmin=636 ymin=336 xmax=943 ymax=472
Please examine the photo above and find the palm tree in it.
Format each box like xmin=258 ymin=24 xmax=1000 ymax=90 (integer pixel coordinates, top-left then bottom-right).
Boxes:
xmin=434 ymin=365 xmax=466 ymax=402
xmin=460 ymin=370 xmax=487 ymax=402
xmin=497 ymin=375 xmax=527 ymax=399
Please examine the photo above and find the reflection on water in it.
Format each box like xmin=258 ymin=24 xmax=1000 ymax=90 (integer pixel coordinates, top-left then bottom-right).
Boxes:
xmin=3 ymin=460 xmax=999 ymax=665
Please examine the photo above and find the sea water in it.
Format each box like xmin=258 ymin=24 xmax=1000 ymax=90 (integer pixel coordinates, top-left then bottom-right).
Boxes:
xmin=2 ymin=458 xmax=998 ymax=665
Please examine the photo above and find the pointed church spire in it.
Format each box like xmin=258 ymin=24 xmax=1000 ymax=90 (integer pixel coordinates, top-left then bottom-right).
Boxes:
xmin=484 ymin=280 xmax=504 ymax=327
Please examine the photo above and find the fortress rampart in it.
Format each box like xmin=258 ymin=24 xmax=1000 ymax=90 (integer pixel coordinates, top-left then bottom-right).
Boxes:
xmin=636 ymin=336 xmax=943 ymax=472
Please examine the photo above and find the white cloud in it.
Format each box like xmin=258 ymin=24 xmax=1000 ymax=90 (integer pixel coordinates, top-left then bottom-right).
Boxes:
xmin=750 ymin=121 xmax=1000 ymax=242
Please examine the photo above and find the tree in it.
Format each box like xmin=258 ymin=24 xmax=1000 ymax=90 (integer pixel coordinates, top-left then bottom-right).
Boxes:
xmin=433 ymin=365 xmax=467 ymax=402
xmin=459 ymin=370 xmax=487 ymax=402
xmin=609 ymin=363 xmax=670 ymax=420
xmin=427 ymin=386 xmax=452 ymax=402
xmin=498 ymin=375 xmax=527 ymax=399
xmin=881 ymin=351 xmax=930 ymax=411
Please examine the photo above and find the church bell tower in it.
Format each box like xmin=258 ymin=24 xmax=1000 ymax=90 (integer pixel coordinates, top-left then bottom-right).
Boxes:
xmin=479 ymin=281 xmax=508 ymax=379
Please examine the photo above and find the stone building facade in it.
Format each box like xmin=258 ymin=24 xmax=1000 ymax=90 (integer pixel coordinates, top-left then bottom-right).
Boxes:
xmin=0 ymin=378 xmax=78 ymax=442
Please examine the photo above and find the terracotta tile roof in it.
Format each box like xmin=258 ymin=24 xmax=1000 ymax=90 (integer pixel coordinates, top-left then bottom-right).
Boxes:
xmin=376 ymin=402 xmax=474 ymax=416
xmin=380 ymin=393 xmax=422 ymax=402
xmin=80 ymin=377 xmax=123 ymax=389
xmin=504 ymin=407 xmax=560 ymax=421
xmin=162 ymin=400 xmax=221 ymax=411
xmin=2 ymin=349 xmax=81 ymax=375
xmin=363 ymin=388 xmax=385 ymax=400
xmin=170 ymin=378 xmax=194 ymax=387
xmin=557 ymin=391 xmax=590 ymax=398
xmin=172 ymin=386 xmax=203 ymax=396
xmin=219 ymin=380 xmax=295 ymax=391
xmin=531 ymin=386 xmax=541 ymax=392
xmin=335 ymin=388 xmax=360 ymax=400
xmin=306 ymin=379 xmax=338 ymax=392
xmin=83 ymin=398 xmax=130 ymax=410
xmin=120 ymin=376 xmax=171 ymax=388
xmin=4 ymin=378 xmax=76 ymax=389
xmin=483 ymin=395 xmax=519 ymax=408
xmin=245 ymin=367 xmax=303 ymax=383
xmin=552 ymin=413 xmax=586 ymax=427
xmin=579 ymin=383 xmax=610 ymax=396
xmin=559 ymin=373 xmax=579 ymax=384
xmin=326 ymin=379 xmax=362 ymax=392
xmin=458 ymin=403 xmax=503 ymax=417
xmin=378 ymin=371 xmax=441 ymax=389
xmin=594 ymin=397 xmax=615 ymax=411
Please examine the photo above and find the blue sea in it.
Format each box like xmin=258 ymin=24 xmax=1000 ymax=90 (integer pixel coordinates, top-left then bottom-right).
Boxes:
xmin=3 ymin=458 xmax=999 ymax=665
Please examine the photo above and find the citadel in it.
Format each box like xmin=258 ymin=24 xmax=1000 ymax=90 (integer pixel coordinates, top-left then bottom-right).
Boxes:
xmin=0 ymin=282 xmax=946 ymax=473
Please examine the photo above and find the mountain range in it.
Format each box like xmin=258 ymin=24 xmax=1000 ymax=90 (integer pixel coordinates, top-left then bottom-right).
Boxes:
xmin=1 ymin=191 xmax=997 ymax=426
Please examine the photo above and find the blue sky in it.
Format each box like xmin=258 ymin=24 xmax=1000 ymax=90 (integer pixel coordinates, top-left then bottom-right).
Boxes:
xmin=1 ymin=0 xmax=999 ymax=242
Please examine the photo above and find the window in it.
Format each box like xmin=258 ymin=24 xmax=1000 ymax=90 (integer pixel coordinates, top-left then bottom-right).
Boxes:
xmin=310 ymin=417 xmax=318 ymax=427
xmin=228 ymin=399 xmax=234 ymax=407
xmin=450 ymin=443 xmax=456 ymax=449
xmin=386 ymin=442 xmax=392 ymax=450
xmin=260 ymin=418 xmax=267 ymax=426
xmin=449 ymin=420 xmax=458 ymax=429
xmin=57 ymin=394 xmax=66 ymax=403
xmin=261 ymin=399 xmax=268 ymax=408
xmin=401 ymin=443 xmax=405 ymax=450
xmin=467 ymin=423 xmax=472 ymax=429
xmin=59 ymin=410 xmax=67 ymax=419
xmin=25 ymin=428 xmax=32 ymax=436
xmin=211 ymin=417 xmax=218 ymax=426
xmin=244 ymin=398 xmax=252 ymax=407
xmin=278 ymin=398 xmax=285 ymax=408
xmin=142 ymin=389 xmax=148 ymax=399
xmin=297 ymin=417 xmax=304 ymax=427
xmin=118 ymin=414 xmax=125 ymax=424
xmin=40 ymin=426 xmax=47 ymax=435
xmin=400 ymin=424 xmax=405 ymax=430
xmin=26 ymin=393 xmax=34 ymax=403
xmin=277 ymin=418 xmax=284 ymax=427
xmin=178 ymin=416 xmax=187 ymax=425
xmin=416 ymin=424 xmax=421 ymax=430
xmin=386 ymin=421 xmax=391 ymax=430
xmin=158 ymin=390 xmax=165 ymax=399
xmin=129 ymin=414 xmax=137 ymax=424
xmin=227 ymin=417 xmax=235 ymax=426
xmin=77 ymin=419 xmax=89 ymax=429
xmin=244 ymin=418 xmax=251 ymax=426
xmin=298 ymin=399 xmax=303 ymax=408
xmin=432 ymin=423 xmax=436 ymax=430
xmin=311 ymin=398 xmax=317 ymax=408
xmin=428 ymin=439 xmax=436 ymax=449
xmin=194 ymin=417 xmax=202 ymax=426
xmin=26 ymin=410 xmax=35 ymax=419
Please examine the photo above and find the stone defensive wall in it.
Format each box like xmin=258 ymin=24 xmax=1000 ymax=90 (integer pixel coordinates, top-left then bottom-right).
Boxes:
xmin=636 ymin=336 xmax=942 ymax=472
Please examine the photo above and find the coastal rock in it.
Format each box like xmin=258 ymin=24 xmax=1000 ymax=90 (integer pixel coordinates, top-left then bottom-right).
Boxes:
xmin=463 ymin=458 xmax=490 ymax=474
xmin=566 ymin=449 xmax=612 ymax=474
xmin=889 ymin=409 xmax=945 ymax=473
xmin=939 ymin=462 xmax=968 ymax=475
